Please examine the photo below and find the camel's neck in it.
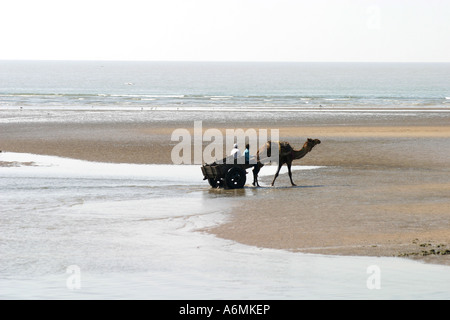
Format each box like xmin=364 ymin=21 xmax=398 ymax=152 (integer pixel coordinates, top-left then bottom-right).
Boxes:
xmin=292 ymin=146 xmax=309 ymax=160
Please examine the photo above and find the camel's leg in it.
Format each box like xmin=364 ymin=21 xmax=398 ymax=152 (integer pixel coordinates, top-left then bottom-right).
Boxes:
xmin=271 ymin=162 xmax=283 ymax=186
xmin=287 ymin=161 xmax=296 ymax=186
xmin=252 ymin=162 xmax=263 ymax=187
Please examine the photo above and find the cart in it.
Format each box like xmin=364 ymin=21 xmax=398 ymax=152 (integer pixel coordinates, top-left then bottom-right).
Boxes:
xmin=201 ymin=155 xmax=254 ymax=189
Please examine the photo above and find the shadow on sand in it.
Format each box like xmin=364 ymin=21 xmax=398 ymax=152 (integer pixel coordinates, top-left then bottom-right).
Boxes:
xmin=245 ymin=184 xmax=326 ymax=189
xmin=206 ymin=184 xmax=326 ymax=197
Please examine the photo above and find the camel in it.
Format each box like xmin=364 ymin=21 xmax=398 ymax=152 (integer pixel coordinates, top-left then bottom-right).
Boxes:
xmin=252 ymin=138 xmax=321 ymax=187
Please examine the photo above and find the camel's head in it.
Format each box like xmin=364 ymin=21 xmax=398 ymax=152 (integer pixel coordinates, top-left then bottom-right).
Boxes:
xmin=304 ymin=138 xmax=321 ymax=152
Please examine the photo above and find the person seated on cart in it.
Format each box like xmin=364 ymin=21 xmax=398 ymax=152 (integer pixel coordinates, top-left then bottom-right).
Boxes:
xmin=230 ymin=143 xmax=241 ymax=160
xmin=244 ymin=144 xmax=250 ymax=164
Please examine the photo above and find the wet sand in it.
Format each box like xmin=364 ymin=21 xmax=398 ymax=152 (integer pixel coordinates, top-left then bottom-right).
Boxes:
xmin=1 ymin=114 xmax=450 ymax=265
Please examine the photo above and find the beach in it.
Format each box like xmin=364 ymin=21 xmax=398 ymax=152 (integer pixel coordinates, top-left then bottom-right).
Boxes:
xmin=2 ymin=61 xmax=450 ymax=299
xmin=2 ymin=110 xmax=450 ymax=267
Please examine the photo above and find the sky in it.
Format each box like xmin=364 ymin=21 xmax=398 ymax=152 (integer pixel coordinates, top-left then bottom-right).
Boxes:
xmin=0 ymin=0 xmax=449 ymax=62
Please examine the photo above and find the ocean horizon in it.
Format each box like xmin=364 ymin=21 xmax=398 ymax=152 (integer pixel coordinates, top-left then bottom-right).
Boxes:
xmin=1 ymin=61 xmax=449 ymax=112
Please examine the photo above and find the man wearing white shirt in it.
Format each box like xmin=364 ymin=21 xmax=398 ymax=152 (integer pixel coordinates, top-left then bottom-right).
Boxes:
xmin=230 ymin=143 xmax=241 ymax=159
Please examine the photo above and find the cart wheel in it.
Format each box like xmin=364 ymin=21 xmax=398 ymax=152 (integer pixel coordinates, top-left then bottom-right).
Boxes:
xmin=225 ymin=167 xmax=246 ymax=189
xmin=208 ymin=178 xmax=218 ymax=188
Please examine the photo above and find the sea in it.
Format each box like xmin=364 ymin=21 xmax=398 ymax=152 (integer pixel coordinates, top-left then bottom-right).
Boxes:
xmin=1 ymin=61 xmax=450 ymax=300
xmin=0 ymin=61 xmax=449 ymax=124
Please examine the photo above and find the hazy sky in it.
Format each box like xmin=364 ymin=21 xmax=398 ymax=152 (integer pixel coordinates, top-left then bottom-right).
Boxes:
xmin=1 ymin=0 xmax=449 ymax=62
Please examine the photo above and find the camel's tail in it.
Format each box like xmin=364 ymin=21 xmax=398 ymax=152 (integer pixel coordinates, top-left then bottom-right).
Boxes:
xmin=256 ymin=140 xmax=270 ymax=161
xmin=256 ymin=140 xmax=278 ymax=165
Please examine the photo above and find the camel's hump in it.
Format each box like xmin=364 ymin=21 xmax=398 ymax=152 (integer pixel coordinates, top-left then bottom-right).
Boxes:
xmin=278 ymin=141 xmax=292 ymax=149
xmin=269 ymin=141 xmax=292 ymax=150
xmin=265 ymin=141 xmax=293 ymax=157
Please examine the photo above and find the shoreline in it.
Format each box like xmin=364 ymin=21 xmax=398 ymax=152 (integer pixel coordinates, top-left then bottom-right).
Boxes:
xmin=1 ymin=116 xmax=450 ymax=266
